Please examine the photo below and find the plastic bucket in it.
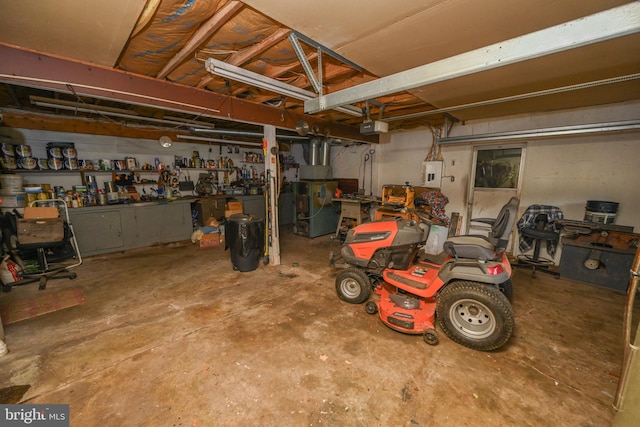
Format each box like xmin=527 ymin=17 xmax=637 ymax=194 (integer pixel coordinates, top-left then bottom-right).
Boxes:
xmin=0 ymin=193 xmax=26 ymax=208
xmin=586 ymin=200 xmax=619 ymax=213
xmin=0 ymin=174 xmax=24 ymax=194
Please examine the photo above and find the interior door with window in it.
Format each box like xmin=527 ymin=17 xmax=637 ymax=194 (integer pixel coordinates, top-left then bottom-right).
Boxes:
xmin=466 ymin=144 xmax=525 ymax=248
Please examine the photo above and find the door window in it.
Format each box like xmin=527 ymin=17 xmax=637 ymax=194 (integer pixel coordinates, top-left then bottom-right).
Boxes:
xmin=474 ymin=147 xmax=522 ymax=189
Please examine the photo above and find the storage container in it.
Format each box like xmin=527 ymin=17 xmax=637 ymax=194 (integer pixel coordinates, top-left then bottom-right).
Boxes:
xmin=0 ymin=193 xmax=26 ymax=208
xmin=0 ymin=174 xmax=23 ymax=194
xmin=584 ymin=200 xmax=619 ymax=224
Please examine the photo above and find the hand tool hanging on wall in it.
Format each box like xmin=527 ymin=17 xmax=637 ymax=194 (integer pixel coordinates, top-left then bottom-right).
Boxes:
xmin=369 ymin=148 xmax=375 ymax=195
xmin=363 ymin=151 xmax=370 ymax=194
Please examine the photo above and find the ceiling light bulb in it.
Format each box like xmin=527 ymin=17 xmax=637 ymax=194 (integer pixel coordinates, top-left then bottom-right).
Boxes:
xmin=159 ymin=136 xmax=173 ymax=148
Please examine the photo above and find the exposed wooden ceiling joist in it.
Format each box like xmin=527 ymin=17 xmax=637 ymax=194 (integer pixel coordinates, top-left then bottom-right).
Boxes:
xmin=0 ymin=43 xmax=377 ymax=143
xmin=1 ymin=0 xmax=638 ymax=138
xmin=197 ymin=28 xmax=291 ymax=89
xmin=157 ymin=0 xmax=244 ymax=79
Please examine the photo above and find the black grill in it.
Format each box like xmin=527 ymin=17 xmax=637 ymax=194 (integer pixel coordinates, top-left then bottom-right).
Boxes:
xmin=386 ymin=272 xmax=427 ymax=289
xmin=387 ymin=316 xmax=414 ymax=329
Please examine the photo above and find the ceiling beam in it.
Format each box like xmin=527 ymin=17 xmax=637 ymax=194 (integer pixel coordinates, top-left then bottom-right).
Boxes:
xmin=156 ymin=0 xmax=243 ymax=79
xmin=4 ymin=83 xmax=22 ymax=108
xmin=197 ymin=28 xmax=291 ymax=89
xmin=0 ymin=43 xmax=376 ymax=143
xmin=1 ymin=109 xmax=185 ymax=141
xmin=305 ymin=2 xmax=640 ymax=114
xmin=267 ymin=52 xmax=318 ymax=78
xmin=231 ymin=53 xmax=321 ymax=97
xmin=289 ymin=32 xmax=321 ymax=93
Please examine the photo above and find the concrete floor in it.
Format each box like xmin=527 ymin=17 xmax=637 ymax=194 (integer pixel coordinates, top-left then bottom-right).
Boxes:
xmin=0 ymin=229 xmax=636 ymax=426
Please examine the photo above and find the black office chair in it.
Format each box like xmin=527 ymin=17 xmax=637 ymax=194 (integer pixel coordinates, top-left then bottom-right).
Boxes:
xmin=0 ymin=200 xmax=82 ymax=291
xmin=516 ymin=206 xmax=563 ymax=278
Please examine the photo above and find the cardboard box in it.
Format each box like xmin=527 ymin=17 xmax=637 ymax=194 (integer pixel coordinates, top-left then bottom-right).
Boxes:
xmin=199 ymin=233 xmax=220 ymax=248
xmin=226 ymin=201 xmax=242 ymax=211
xmin=17 ymin=218 xmax=64 ymax=244
xmin=24 ymin=206 xmax=58 ymax=219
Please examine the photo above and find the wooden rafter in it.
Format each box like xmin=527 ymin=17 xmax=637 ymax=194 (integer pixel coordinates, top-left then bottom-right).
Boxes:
xmin=230 ymin=53 xmax=320 ymax=97
xmin=0 ymin=43 xmax=377 ymax=143
xmin=197 ymin=27 xmax=291 ymax=88
xmin=157 ymin=0 xmax=243 ymax=79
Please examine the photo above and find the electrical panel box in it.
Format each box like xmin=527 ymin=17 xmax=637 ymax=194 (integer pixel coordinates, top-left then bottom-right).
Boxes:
xmin=421 ymin=161 xmax=443 ymax=188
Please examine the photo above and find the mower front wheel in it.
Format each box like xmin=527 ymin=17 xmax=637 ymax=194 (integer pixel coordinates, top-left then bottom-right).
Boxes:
xmin=336 ymin=268 xmax=371 ymax=304
xmin=423 ymin=329 xmax=439 ymax=346
xmin=436 ymin=281 xmax=514 ymax=351
xmin=365 ymin=301 xmax=378 ymax=314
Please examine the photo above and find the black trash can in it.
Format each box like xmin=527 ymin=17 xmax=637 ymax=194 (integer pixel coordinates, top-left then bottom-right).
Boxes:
xmin=225 ymin=213 xmax=265 ymax=272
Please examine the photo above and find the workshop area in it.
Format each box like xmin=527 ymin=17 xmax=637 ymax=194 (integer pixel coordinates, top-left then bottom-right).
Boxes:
xmin=0 ymin=1 xmax=640 ymax=425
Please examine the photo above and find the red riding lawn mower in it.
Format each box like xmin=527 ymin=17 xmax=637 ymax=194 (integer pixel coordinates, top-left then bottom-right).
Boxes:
xmin=331 ymin=197 xmax=519 ymax=351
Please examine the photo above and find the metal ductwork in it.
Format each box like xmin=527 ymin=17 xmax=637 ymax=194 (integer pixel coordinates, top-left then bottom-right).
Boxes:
xmin=310 ymin=138 xmax=322 ymax=165
xmin=302 ymin=137 xmax=333 ymax=166
xmin=300 ymin=138 xmax=333 ymax=180
xmin=321 ymin=138 xmax=331 ymax=166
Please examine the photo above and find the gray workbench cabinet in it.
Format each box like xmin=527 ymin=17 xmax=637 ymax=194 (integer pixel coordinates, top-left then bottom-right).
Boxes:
xmin=68 ymin=200 xmax=192 ymax=256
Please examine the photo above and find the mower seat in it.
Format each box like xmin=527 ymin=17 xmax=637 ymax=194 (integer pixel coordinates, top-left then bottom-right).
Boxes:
xmin=443 ymin=197 xmax=520 ymax=261
xmin=443 ymin=235 xmax=497 ymax=261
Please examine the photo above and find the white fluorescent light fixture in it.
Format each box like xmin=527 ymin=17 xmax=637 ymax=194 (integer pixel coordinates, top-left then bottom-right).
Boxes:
xmin=32 ymin=101 xmax=216 ymax=129
xmin=177 ymin=134 xmax=263 ymax=146
xmin=205 ymin=58 xmax=362 ymax=117
xmin=188 ymin=127 xmax=309 ymax=141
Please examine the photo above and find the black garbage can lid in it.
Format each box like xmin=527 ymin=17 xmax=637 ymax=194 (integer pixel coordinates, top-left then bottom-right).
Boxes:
xmin=229 ymin=213 xmax=263 ymax=223
xmin=585 ymin=201 xmax=619 ymax=213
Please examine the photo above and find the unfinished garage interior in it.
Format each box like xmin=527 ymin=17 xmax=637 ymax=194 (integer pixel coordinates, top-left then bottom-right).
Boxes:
xmin=0 ymin=0 xmax=639 ymax=425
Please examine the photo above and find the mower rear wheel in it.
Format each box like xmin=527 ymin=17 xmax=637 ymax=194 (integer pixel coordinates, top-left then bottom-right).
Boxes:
xmin=436 ymin=281 xmax=514 ymax=351
xmin=336 ymin=268 xmax=371 ymax=304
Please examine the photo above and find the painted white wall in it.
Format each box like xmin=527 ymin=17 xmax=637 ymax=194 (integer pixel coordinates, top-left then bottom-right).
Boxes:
xmin=330 ymin=143 xmax=377 ymax=194
xmin=2 ymin=100 xmax=638 ymax=251
xmin=443 ymin=100 xmax=640 ymax=233
xmin=376 ymin=130 xmax=433 ymax=189
xmin=518 ymin=134 xmax=639 ymax=227
xmin=329 ymin=101 xmax=640 ymax=259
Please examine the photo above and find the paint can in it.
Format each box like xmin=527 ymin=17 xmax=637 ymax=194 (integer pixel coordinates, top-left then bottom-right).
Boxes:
xmin=584 ymin=200 xmax=618 ymax=224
